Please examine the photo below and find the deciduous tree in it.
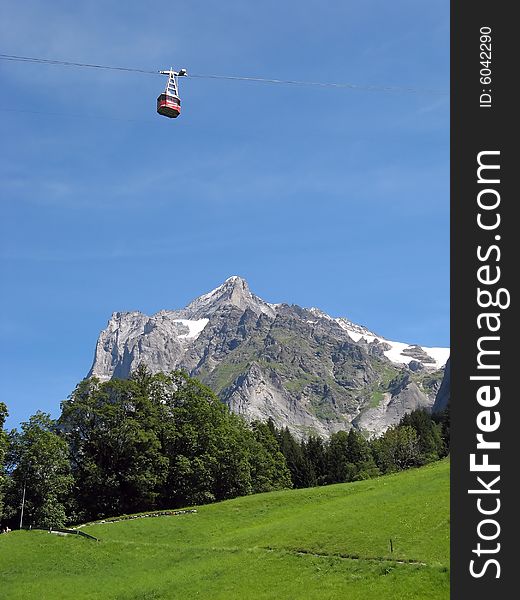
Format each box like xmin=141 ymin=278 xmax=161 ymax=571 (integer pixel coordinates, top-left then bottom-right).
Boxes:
xmin=6 ymin=412 xmax=72 ymax=528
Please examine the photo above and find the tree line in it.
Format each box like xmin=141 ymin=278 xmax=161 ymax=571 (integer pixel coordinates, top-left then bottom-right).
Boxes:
xmin=273 ymin=406 xmax=449 ymax=489
xmin=0 ymin=367 xmax=449 ymax=530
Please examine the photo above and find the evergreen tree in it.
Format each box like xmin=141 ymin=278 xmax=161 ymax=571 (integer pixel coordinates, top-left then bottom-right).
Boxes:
xmin=248 ymin=421 xmax=292 ymax=493
xmin=304 ymin=435 xmax=328 ymax=486
xmin=276 ymin=427 xmax=313 ymax=488
xmin=325 ymin=430 xmax=349 ymax=483
xmin=432 ymin=403 xmax=450 ymax=455
xmin=345 ymin=429 xmax=379 ymax=480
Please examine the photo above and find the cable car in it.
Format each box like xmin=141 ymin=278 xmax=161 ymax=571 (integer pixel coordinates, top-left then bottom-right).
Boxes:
xmin=157 ymin=68 xmax=187 ymax=118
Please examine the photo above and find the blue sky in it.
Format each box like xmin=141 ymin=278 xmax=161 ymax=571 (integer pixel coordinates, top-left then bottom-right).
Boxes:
xmin=0 ymin=1 xmax=449 ymax=429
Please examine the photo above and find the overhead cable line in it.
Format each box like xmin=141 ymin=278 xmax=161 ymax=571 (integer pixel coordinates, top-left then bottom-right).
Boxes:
xmin=0 ymin=106 xmax=154 ymax=123
xmin=0 ymin=54 xmax=158 ymax=75
xmin=188 ymin=73 xmax=447 ymax=95
xmin=0 ymin=53 xmax=447 ymax=96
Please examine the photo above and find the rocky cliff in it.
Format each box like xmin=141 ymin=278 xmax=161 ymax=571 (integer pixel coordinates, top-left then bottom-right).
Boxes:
xmin=88 ymin=276 xmax=449 ymax=438
xmin=432 ymin=357 xmax=450 ymax=413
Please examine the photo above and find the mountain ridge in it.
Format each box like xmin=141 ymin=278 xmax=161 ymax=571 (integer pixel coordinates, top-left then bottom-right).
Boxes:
xmin=88 ymin=276 xmax=449 ymax=438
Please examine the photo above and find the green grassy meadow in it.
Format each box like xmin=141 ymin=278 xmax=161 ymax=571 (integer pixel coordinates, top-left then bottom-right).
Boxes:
xmin=0 ymin=459 xmax=449 ymax=599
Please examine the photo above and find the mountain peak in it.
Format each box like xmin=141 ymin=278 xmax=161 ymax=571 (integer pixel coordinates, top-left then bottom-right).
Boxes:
xmin=221 ymin=275 xmax=250 ymax=293
xmin=224 ymin=275 xmax=247 ymax=285
xmin=183 ymin=276 xmax=274 ymax=319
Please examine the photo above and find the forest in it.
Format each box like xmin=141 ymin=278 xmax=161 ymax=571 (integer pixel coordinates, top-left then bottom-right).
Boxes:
xmin=0 ymin=366 xmax=449 ymax=529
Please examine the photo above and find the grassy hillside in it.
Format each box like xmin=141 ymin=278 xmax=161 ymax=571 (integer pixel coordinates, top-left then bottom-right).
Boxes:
xmin=0 ymin=459 xmax=449 ymax=599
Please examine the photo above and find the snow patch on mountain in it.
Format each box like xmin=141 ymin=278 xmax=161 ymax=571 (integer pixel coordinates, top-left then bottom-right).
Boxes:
xmin=335 ymin=318 xmax=448 ymax=369
xmin=172 ymin=318 xmax=209 ymax=339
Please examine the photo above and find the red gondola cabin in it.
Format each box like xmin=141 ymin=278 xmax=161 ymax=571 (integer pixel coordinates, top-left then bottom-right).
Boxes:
xmin=157 ymin=93 xmax=181 ymax=118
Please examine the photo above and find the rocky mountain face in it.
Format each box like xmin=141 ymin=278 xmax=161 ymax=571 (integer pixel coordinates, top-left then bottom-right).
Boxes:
xmin=432 ymin=357 xmax=450 ymax=413
xmin=88 ymin=276 xmax=449 ymax=439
